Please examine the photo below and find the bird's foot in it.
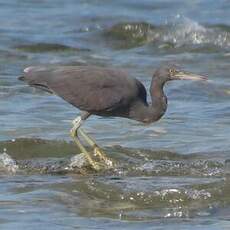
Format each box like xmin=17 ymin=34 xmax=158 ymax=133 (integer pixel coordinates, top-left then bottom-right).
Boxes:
xmin=70 ymin=133 xmax=107 ymax=171
xmin=70 ymin=135 xmax=102 ymax=171
xmin=93 ymin=146 xmax=114 ymax=168
xmin=77 ymin=150 xmax=109 ymax=171
xmin=85 ymin=156 xmax=103 ymax=171
xmin=70 ymin=117 xmax=114 ymax=171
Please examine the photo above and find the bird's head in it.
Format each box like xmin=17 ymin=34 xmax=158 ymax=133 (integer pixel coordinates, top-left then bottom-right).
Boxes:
xmin=153 ymin=65 xmax=207 ymax=83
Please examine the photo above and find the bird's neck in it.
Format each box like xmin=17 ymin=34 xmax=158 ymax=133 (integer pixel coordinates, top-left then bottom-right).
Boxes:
xmin=129 ymin=78 xmax=167 ymax=123
xmin=150 ymin=77 xmax=167 ymax=114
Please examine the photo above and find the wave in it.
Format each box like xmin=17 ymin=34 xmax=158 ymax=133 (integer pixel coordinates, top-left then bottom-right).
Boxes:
xmin=0 ymin=138 xmax=229 ymax=176
xmin=1 ymin=138 xmax=229 ymax=220
xmin=103 ymin=17 xmax=230 ymax=52
xmin=14 ymin=43 xmax=90 ymax=53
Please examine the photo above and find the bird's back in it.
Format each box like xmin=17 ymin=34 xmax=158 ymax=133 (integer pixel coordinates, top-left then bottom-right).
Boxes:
xmin=20 ymin=66 xmax=147 ymax=115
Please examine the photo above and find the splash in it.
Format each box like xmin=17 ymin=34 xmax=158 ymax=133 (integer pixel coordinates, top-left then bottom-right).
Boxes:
xmin=0 ymin=149 xmax=18 ymax=173
xmin=104 ymin=16 xmax=230 ymax=51
xmin=160 ymin=16 xmax=230 ymax=49
xmin=162 ymin=17 xmax=207 ymax=46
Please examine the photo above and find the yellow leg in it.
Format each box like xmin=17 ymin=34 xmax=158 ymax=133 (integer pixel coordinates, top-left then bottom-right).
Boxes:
xmin=78 ymin=128 xmax=113 ymax=167
xmin=70 ymin=115 xmax=114 ymax=171
xmin=70 ymin=126 xmax=101 ymax=171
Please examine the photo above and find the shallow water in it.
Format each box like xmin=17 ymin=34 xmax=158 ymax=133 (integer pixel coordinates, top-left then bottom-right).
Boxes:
xmin=0 ymin=0 xmax=230 ymax=229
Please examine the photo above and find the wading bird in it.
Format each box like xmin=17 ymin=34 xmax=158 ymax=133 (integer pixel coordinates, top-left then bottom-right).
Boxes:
xmin=19 ymin=65 xmax=206 ymax=170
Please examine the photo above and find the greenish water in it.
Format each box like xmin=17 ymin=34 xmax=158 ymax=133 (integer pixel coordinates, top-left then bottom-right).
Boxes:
xmin=0 ymin=0 xmax=230 ymax=229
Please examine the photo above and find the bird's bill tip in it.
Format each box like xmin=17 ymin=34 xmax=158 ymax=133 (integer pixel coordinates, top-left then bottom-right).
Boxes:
xmin=174 ymin=71 xmax=208 ymax=81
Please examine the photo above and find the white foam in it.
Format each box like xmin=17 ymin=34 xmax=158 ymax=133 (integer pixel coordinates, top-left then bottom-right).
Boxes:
xmin=0 ymin=152 xmax=18 ymax=173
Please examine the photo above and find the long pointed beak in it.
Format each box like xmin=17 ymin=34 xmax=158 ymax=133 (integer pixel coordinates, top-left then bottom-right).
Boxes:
xmin=173 ymin=71 xmax=208 ymax=81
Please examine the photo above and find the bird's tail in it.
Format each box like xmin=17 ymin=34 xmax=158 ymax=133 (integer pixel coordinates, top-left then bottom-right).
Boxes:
xmin=18 ymin=67 xmax=53 ymax=94
xmin=18 ymin=75 xmax=25 ymax=81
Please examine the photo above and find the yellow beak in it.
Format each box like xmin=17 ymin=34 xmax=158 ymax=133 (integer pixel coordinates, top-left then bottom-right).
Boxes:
xmin=174 ymin=71 xmax=208 ymax=81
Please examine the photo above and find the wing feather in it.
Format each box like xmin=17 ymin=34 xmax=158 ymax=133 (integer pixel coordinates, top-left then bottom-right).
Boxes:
xmin=20 ymin=66 xmax=142 ymax=112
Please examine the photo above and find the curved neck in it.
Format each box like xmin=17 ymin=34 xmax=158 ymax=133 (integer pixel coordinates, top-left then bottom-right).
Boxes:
xmin=150 ymin=77 xmax=167 ymax=111
xmin=129 ymin=78 xmax=167 ymax=123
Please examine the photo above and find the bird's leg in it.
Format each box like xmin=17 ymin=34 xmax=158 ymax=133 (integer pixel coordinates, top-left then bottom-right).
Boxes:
xmin=71 ymin=111 xmax=90 ymax=129
xmin=78 ymin=128 xmax=113 ymax=167
xmin=70 ymin=115 xmax=101 ymax=171
xmin=70 ymin=130 xmax=101 ymax=171
xmin=70 ymin=112 xmax=114 ymax=170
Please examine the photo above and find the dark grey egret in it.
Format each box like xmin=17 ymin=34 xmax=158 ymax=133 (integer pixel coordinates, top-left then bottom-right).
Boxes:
xmin=19 ymin=65 xmax=207 ymax=170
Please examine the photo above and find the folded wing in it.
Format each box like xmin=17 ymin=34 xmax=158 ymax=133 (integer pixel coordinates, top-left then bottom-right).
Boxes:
xmin=20 ymin=66 xmax=144 ymax=112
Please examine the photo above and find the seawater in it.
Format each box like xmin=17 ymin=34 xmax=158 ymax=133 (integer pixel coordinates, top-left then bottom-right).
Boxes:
xmin=0 ymin=0 xmax=230 ymax=229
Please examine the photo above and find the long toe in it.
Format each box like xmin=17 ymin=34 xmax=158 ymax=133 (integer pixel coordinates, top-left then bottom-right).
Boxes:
xmin=93 ymin=147 xmax=114 ymax=168
xmin=91 ymin=161 xmax=105 ymax=171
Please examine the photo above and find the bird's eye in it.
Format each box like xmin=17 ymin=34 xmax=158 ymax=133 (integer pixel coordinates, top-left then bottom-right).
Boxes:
xmin=169 ymin=69 xmax=175 ymax=75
